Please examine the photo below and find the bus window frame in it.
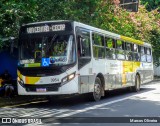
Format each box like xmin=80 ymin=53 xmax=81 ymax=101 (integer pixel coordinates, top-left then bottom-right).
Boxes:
xmin=116 ymin=40 xmax=126 ymax=60
xmin=105 ymin=37 xmax=116 ymax=60
xmin=92 ymin=32 xmax=105 ymax=59
xmin=125 ymin=42 xmax=133 ymax=61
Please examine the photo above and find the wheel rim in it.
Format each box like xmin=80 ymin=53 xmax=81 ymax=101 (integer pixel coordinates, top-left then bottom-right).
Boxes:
xmin=93 ymin=83 xmax=101 ymax=100
xmin=136 ymin=76 xmax=140 ymax=91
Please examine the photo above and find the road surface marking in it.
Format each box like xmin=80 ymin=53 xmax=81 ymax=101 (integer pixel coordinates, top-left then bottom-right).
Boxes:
xmin=57 ymin=89 xmax=156 ymax=117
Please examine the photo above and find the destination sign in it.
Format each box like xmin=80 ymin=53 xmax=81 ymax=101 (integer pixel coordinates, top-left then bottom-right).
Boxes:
xmin=27 ymin=24 xmax=66 ymax=34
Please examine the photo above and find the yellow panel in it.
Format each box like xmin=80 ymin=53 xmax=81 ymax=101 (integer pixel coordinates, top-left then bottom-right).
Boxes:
xmin=133 ymin=62 xmax=141 ymax=72
xmin=120 ymin=36 xmax=144 ymax=45
xmin=25 ymin=77 xmax=41 ymax=85
xmin=122 ymin=61 xmax=133 ymax=85
xmin=123 ymin=61 xmax=133 ymax=73
xmin=122 ymin=61 xmax=141 ymax=85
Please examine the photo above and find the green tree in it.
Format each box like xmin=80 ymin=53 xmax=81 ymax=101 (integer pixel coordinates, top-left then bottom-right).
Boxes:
xmin=0 ymin=0 xmax=159 ymax=66
xmin=0 ymin=0 xmax=38 ymax=48
xmin=148 ymin=30 xmax=160 ymax=66
xmin=141 ymin=0 xmax=160 ymax=11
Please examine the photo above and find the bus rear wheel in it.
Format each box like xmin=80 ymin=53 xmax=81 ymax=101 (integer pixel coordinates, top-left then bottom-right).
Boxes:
xmin=91 ymin=77 xmax=102 ymax=101
xmin=132 ymin=75 xmax=140 ymax=92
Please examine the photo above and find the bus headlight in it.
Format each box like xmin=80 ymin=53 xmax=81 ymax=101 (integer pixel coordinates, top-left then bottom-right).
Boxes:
xmin=17 ymin=77 xmax=24 ymax=87
xmin=61 ymin=72 xmax=75 ymax=85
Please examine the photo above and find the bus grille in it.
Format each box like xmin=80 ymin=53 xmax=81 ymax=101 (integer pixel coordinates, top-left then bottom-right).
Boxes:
xmin=25 ymin=83 xmax=61 ymax=92
xmin=20 ymin=69 xmax=62 ymax=76
xmin=18 ymin=67 xmax=63 ymax=77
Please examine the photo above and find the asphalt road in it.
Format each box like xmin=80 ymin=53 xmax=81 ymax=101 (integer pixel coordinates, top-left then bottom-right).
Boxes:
xmin=0 ymin=80 xmax=160 ymax=126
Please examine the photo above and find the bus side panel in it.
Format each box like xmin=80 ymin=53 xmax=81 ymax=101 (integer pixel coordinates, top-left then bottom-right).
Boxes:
xmin=105 ymin=60 xmax=121 ymax=89
xmin=92 ymin=58 xmax=106 ymax=89
xmin=140 ymin=62 xmax=154 ymax=84
xmin=79 ymin=60 xmax=95 ymax=94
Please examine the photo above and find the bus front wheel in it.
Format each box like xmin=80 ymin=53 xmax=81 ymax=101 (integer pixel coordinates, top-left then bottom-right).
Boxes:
xmin=91 ymin=77 xmax=102 ymax=101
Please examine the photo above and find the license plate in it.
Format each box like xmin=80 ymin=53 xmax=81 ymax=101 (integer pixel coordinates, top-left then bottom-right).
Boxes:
xmin=36 ymin=88 xmax=47 ymax=92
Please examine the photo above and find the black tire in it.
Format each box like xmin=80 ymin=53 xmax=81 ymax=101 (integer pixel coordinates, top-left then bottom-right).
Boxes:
xmin=132 ymin=75 xmax=140 ymax=92
xmin=90 ymin=77 xmax=102 ymax=101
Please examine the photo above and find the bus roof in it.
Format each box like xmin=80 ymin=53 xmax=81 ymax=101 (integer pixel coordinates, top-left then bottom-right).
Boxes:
xmin=22 ymin=20 xmax=151 ymax=47
xmin=22 ymin=20 xmax=72 ymax=26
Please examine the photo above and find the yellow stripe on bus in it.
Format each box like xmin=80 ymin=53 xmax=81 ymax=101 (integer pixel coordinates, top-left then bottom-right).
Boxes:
xmin=25 ymin=77 xmax=41 ymax=84
xmin=24 ymin=63 xmax=41 ymax=67
xmin=120 ymin=36 xmax=144 ymax=45
xmin=17 ymin=70 xmax=23 ymax=79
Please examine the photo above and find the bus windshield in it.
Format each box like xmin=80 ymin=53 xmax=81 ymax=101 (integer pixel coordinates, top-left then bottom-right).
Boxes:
xmin=19 ymin=34 xmax=76 ymax=66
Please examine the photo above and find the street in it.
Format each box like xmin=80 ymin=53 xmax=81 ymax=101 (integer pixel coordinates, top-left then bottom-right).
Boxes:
xmin=0 ymin=80 xmax=160 ymax=126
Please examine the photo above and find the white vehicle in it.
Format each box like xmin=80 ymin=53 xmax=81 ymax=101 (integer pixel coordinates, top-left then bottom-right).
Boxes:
xmin=17 ymin=20 xmax=153 ymax=101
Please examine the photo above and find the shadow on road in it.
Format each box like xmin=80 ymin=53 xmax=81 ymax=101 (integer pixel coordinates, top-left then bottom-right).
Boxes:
xmin=12 ymin=84 xmax=156 ymax=109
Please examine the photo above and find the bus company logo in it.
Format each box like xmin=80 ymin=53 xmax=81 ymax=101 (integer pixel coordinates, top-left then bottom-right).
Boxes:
xmin=51 ymin=78 xmax=59 ymax=83
xmin=2 ymin=118 xmax=11 ymax=123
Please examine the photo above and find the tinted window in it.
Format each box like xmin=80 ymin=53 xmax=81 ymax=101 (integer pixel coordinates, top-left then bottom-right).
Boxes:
xmin=126 ymin=51 xmax=133 ymax=61
xmin=147 ymin=55 xmax=152 ymax=62
xmin=116 ymin=49 xmax=125 ymax=60
xmin=93 ymin=46 xmax=105 ymax=58
xmin=133 ymin=44 xmax=138 ymax=52
xmin=93 ymin=33 xmax=104 ymax=46
xmin=126 ymin=43 xmax=132 ymax=51
xmin=133 ymin=53 xmax=140 ymax=61
xmin=106 ymin=38 xmax=115 ymax=48
xmin=93 ymin=33 xmax=105 ymax=59
xmin=117 ymin=40 xmax=123 ymax=49
xmin=106 ymin=48 xmax=116 ymax=59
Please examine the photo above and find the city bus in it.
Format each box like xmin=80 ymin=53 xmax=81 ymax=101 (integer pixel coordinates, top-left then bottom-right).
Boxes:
xmin=17 ymin=20 xmax=153 ymax=101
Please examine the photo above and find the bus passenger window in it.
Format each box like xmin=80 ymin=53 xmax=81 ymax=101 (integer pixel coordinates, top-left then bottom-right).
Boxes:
xmin=141 ymin=47 xmax=145 ymax=54
xmin=140 ymin=47 xmax=146 ymax=62
xmin=126 ymin=43 xmax=132 ymax=51
xmin=126 ymin=51 xmax=133 ymax=61
xmin=134 ymin=53 xmax=140 ymax=61
xmin=93 ymin=34 xmax=104 ymax=46
xmin=105 ymin=38 xmax=116 ymax=59
xmin=93 ymin=33 xmax=105 ymax=59
xmin=116 ymin=40 xmax=123 ymax=49
xmin=116 ymin=40 xmax=125 ymax=60
xmin=146 ymin=48 xmax=151 ymax=55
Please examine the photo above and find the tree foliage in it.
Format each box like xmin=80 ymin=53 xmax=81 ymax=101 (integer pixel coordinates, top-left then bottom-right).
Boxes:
xmin=148 ymin=30 xmax=160 ymax=66
xmin=0 ymin=0 xmax=38 ymax=48
xmin=0 ymin=0 xmax=160 ymax=64
xmin=141 ymin=0 xmax=160 ymax=11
